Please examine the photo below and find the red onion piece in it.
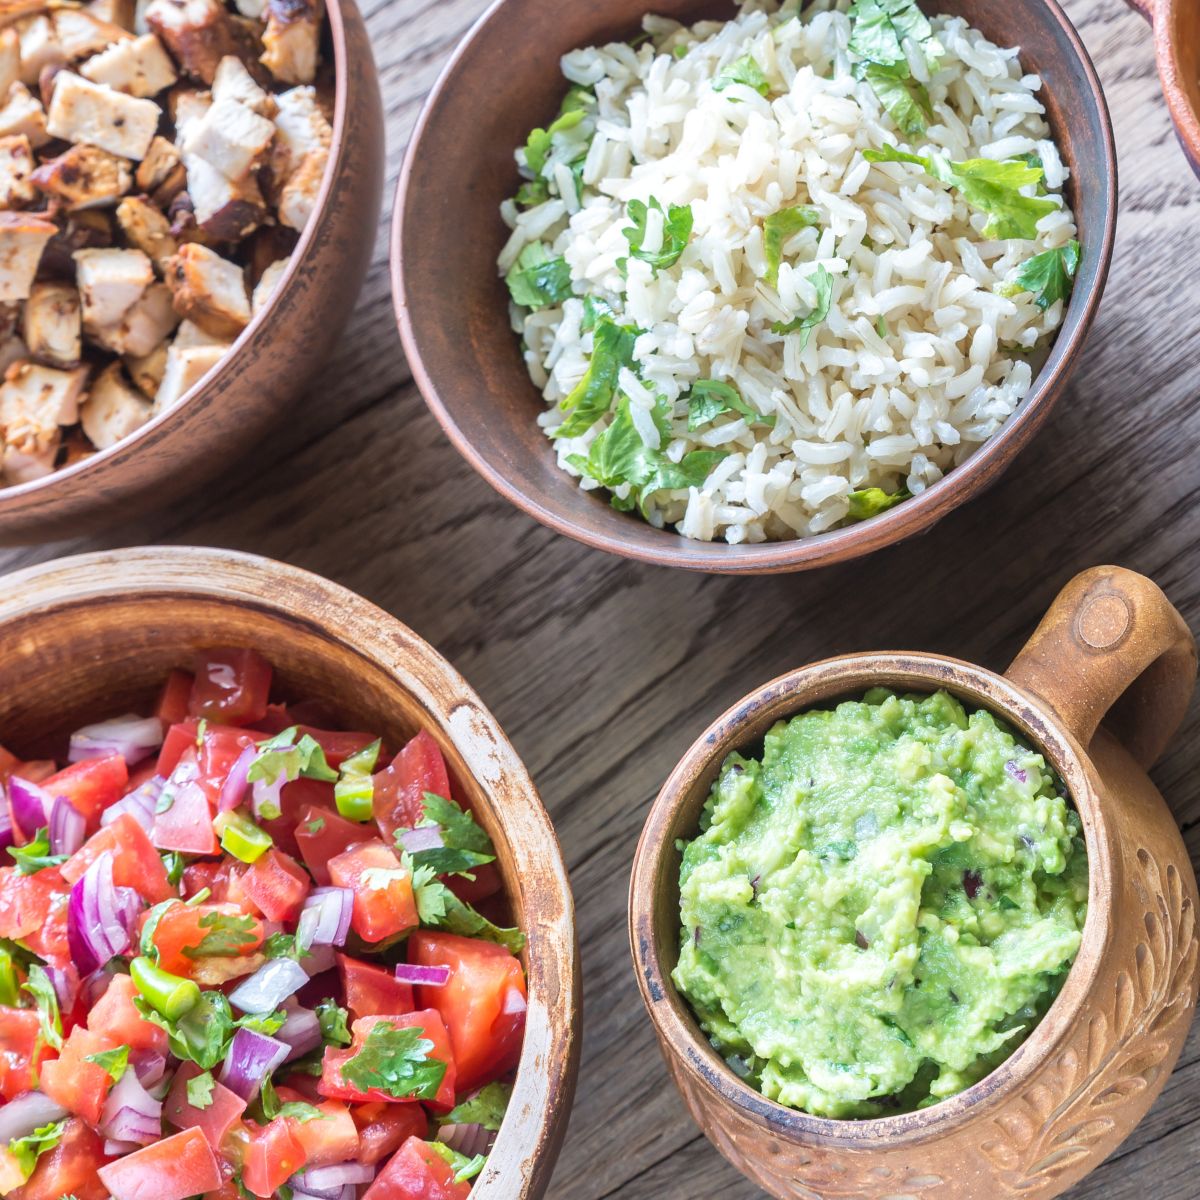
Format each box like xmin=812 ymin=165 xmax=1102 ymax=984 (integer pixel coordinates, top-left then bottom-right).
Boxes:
xmin=101 ymin=777 xmax=163 ymax=832
xmin=397 ymin=826 xmax=443 ymax=854
xmin=276 ymin=1004 xmax=322 ymax=1062
xmin=0 ymin=801 xmax=12 ymax=853
xmin=67 ymin=851 xmax=141 ymax=975
xmin=100 ymin=1069 xmax=163 ymax=1146
xmin=292 ymin=1163 xmax=376 ymax=1196
xmin=437 ymin=1122 xmax=495 ymax=1158
xmin=103 ymin=1138 xmax=142 ymax=1156
xmin=219 ymin=745 xmax=257 ymax=813
xmin=228 ymin=958 xmax=309 ymax=1014
xmin=69 ymin=715 xmax=164 ymax=767
xmin=44 ymin=964 xmax=80 ymax=1013
xmin=297 ymin=888 xmax=353 ymax=949
xmin=7 ymin=776 xmax=55 ymax=839
xmin=0 ymin=1092 xmax=68 ymax=1142
xmin=49 ymin=794 xmax=86 ymax=856
xmin=394 ymin=962 xmax=450 ymax=987
xmin=130 ymin=1049 xmax=168 ymax=1087
xmin=301 ymin=943 xmax=337 ymax=978
xmin=219 ymin=1028 xmax=290 ymax=1100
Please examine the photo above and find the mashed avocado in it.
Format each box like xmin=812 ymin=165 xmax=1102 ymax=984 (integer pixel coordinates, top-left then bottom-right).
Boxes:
xmin=672 ymin=689 xmax=1088 ymax=1118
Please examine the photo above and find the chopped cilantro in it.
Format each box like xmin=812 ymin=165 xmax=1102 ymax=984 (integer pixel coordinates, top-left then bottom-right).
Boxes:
xmin=771 ymin=265 xmax=834 ymax=347
xmin=861 ymin=61 xmax=932 ymax=136
xmin=444 ymin=1081 xmax=512 ymax=1132
xmin=621 ymin=197 xmax=693 ymax=274
xmin=181 ymin=910 xmax=259 ymax=959
xmin=317 ymin=997 xmax=352 ymax=1047
xmin=407 ymin=792 xmax=496 ymax=879
xmin=712 ymin=54 xmax=770 ymax=96
xmin=161 ymin=851 xmax=186 ymax=887
xmin=505 ymin=242 xmax=574 ymax=311
xmin=187 ymin=1070 xmax=216 ymax=1109
xmin=410 ymin=858 xmax=526 ymax=954
xmin=84 ymin=1044 xmax=130 ymax=1083
xmin=7 ymin=1120 xmax=65 ymax=1179
xmin=848 ymin=0 xmax=933 ymax=64
xmin=7 ymin=827 xmax=67 ymax=876
xmin=249 ymin=727 xmax=337 ymax=789
xmin=522 ymin=108 xmax=585 ymax=177
xmin=763 ymin=206 xmax=821 ymax=287
xmin=686 ymin=380 xmax=774 ymax=431
xmin=339 ymin=1021 xmax=447 ymax=1102
xmin=846 ymin=486 xmax=911 ymax=520
xmin=262 ymin=932 xmax=311 ymax=962
xmin=429 ymin=1141 xmax=487 ymax=1185
xmin=1005 ymin=240 xmax=1080 ymax=310
xmin=22 ymin=963 xmax=62 ymax=1051
xmin=555 ymin=317 xmax=639 ymax=439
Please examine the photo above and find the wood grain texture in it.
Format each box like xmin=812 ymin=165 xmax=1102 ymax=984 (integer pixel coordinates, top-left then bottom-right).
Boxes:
xmin=1 ymin=0 xmax=1197 ymax=1195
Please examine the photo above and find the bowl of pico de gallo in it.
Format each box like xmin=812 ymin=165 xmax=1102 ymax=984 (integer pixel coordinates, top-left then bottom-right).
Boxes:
xmin=0 ymin=546 xmax=579 ymax=1200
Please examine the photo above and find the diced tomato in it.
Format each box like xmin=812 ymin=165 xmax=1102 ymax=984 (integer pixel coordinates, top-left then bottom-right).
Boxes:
xmin=182 ymin=859 xmax=222 ymax=900
xmin=297 ymin=727 xmax=376 ymax=769
xmin=0 ymin=1147 xmax=24 ymax=1197
xmin=151 ymin=747 xmax=218 ymax=855
xmin=352 ymin=1103 xmax=428 ymax=1165
xmin=157 ymin=722 xmax=198 ymax=777
xmin=446 ymin=862 xmax=503 ymax=906
xmin=240 ymin=848 xmax=310 ymax=922
xmin=123 ymin=758 xmax=160 ymax=795
xmin=86 ymin=974 xmax=168 ymax=1053
xmin=11 ymin=1117 xmax=110 ymax=1200
xmin=0 ymin=1007 xmax=54 ymax=1101
xmin=61 ymin=813 xmax=174 ymax=903
xmin=372 ymin=731 xmax=451 ymax=841
xmin=156 ymin=669 xmax=195 ymax=727
xmin=295 ymin=804 xmax=371 ymax=886
xmin=328 ymin=840 xmax=418 ymax=943
xmin=97 ymin=1127 xmax=223 ymax=1200
xmin=164 ymin=1061 xmax=248 ymax=1151
xmin=197 ymin=725 xmax=258 ymax=805
xmin=0 ymin=866 xmax=70 ymax=964
xmin=203 ymin=1184 xmax=242 ymax=1200
xmin=40 ymin=753 xmax=128 ymax=823
xmin=40 ymin=1025 xmax=117 ymax=1124
xmin=0 ymin=744 xmax=19 ymax=781
xmin=361 ymin=1136 xmax=470 ymax=1200
xmin=189 ymin=648 xmax=272 ymax=727
xmin=254 ymin=703 xmax=295 ymax=735
xmin=240 ymin=1117 xmax=306 ymax=1198
xmin=261 ymin=777 xmax=334 ymax=859
xmin=338 ymin=953 xmax=413 ymax=1020
xmin=319 ymin=1011 xmax=455 ymax=1110
xmin=275 ymin=1088 xmax=359 ymax=1166
xmin=141 ymin=901 xmax=264 ymax=977
xmin=410 ymin=932 xmax=526 ymax=1092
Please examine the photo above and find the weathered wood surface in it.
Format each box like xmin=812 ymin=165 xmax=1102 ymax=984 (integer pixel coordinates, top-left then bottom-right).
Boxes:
xmin=6 ymin=0 xmax=1200 ymax=1195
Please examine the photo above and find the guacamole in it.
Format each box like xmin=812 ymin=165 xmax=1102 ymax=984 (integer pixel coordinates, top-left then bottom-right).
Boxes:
xmin=672 ymin=689 xmax=1088 ymax=1118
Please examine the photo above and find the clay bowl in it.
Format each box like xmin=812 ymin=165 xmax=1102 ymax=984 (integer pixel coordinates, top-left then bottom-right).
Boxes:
xmin=630 ymin=565 xmax=1199 ymax=1198
xmin=0 ymin=2 xmax=384 ymax=545
xmin=1125 ymin=0 xmax=1200 ymax=175
xmin=0 ymin=546 xmax=580 ymax=1199
xmin=393 ymin=0 xmax=1116 ymax=575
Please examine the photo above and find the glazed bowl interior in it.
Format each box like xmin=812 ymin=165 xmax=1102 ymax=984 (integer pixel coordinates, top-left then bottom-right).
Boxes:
xmin=633 ymin=654 xmax=1110 ymax=1139
xmin=0 ymin=547 xmax=577 ymax=1197
xmin=394 ymin=0 xmax=1116 ymax=574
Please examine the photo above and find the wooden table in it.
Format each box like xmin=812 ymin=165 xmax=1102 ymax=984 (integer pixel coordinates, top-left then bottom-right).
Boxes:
xmin=7 ymin=0 xmax=1199 ymax=1195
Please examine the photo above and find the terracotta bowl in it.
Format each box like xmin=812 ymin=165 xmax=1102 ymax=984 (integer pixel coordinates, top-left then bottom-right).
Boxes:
xmin=0 ymin=3 xmax=385 ymax=545
xmin=0 ymin=546 xmax=580 ymax=1199
xmin=1125 ymin=0 xmax=1200 ymax=175
xmin=393 ymin=0 xmax=1117 ymax=575
xmin=630 ymin=565 xmax=1199 ymax=1199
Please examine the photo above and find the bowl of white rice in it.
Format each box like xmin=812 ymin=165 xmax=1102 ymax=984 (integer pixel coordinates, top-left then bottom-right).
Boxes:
xmin=393 ymin=0 xmax=1115 ymax=573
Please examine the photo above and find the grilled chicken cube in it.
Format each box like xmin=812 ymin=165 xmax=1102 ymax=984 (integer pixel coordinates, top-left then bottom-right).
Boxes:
xmin=2 ymin=416 xmax=59 ymax=481
xmin=124 ymin=336 xmax=167 ymax=395
xmin=22 ymin=282 xmax=82 ymax=366
xmin=116 ymin=195 xmax=176 ymax=270
xmin=271 ymin=84 xmax=330 ymax=176
xmin=0 ymin=30 xmax=19 ymax=100
xmin=172 ymin=316 xmax=226 ymax=347
xmin=79 ymin=360 xmax=152 ymax=447
xmin=278 ymin=147 xmax=324 ymax=231
xmin=73 ymin=245 xmax=153 ymax=328
xmin=212 ymin=55 xmax=272 ymax=117
xmin=88 ymin=0 xmax=139 ymax=33
xmin=31 ymin=142 xmax=132 ymax=208
xmin=80 ymin=33 xmax=177 ymax=98
xmin=250 ymin=255 xmax=287 ymax=315
xmin=0 ymin=212 xmax=55 ymax=302
xmin=0 ymin=359 xmax=89 ymax=429
xmin=47 ymin=72 xmax=160 ymax=160
xmin=154 ymin=339 xmax=222 ymax=408
xmin=184 ymin=151 xmax=263 ymax=238
xmin=135 ymin=132 xmax=180 ymax=189
xmin=165 ymin=242 xmax=248 ymax=338
xmin=91 ymin=277 xmax=178 ymax=354
xmin=260 ymin=0 xmax=321 ymax=85
xmin=170 ymin=85 xmax=211 ymax=143
xmin=0 ymin=83 xmax=49 ymax=147
xmin=0 ymin=135 xmax=35 ymax=208
xmin=183 ymin=94 xmax=273 ymax=180
xmin=145 ymin=0 xmax=239 ymax=85
xmin=16 ymin=15 xmax=65 ymax=87
xmin=53 ymin=10 xmax=132 ymax=61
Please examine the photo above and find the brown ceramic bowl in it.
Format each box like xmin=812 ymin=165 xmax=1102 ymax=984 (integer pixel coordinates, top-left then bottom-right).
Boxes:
xmin=0 ymin=3 xmax=384 ymax=545
xmin=0 ymin=546 xmax=580 ymax=1199
xmin=630 ymin=566 xmax=1199 ymax=1198
xmin=393 ymin=0 xmax=1117 ymax=575
xmin=1125 ymin=0 xmax=1200 ymax=175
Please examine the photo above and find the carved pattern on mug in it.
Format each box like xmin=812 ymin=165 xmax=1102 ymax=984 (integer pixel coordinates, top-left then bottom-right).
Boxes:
xmin=979 ymin=849 xmax=1199 ymax=1192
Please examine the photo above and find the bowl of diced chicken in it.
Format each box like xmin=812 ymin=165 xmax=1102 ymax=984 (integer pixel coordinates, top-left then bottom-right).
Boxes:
xmin=0 ymin=0 xmax=383 ymax=540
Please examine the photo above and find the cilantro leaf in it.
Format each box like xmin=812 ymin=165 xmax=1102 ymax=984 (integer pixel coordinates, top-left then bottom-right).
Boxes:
xmin=429 ymin=1141 xmax=486 ymax=1185
xmin=848 ymin=0 xmax=933 ymax=65
xmin=864 ymin=145 xmax=1058 ymax=240
xmin=22 ymin=963 xmax=62 ymax=1051
xmin=140 ymin=899 xmax=180 ymax=962
xmin=445 ymin=1081 xmax=512 ymax=1132
xmin=1007 ymin=240 xmax=1080 ymax=310
xmin=621 ymin=198 xmax=693 ymax=274
xmin=85 ymin=1044 xmax=130 ymax=1083
xmin=187 ymin=1070 xmax=216 ymax=1109
xmin=413 ymin=792 xmax=497 ymax=882
xmin=317 ymin=998 xmax=352 ymax=1047
xmin=7 ymin=1120 xmax=65 ymax=1179
xmin=771 ymin=265 xmax=834 ymax=347
xmin=258 ymin=1074 xmax=325 ymax=1123
xmin=580 ymin=295 xmax=616 ymax=332
xmin=712 ymin=54 xmax=769 ymax=97
xmin=523 ymin=108 xmax=585 ymax=177
xmin=7 ymin=827 xmax=67 ymax=876
xmin=410 ymin=861 xmax=526 ymax=954
xmin=515 ymin=179 xmax=550 ymax=208
xmin=555 ymin=317 xmax=638 ymax=439
xmin=161 ymin=851 xmax=185 ymax=887
xmin=862 ymin=61 xmax=933 ymax=136
xmin=505 ymin=242 xmax=574 ymax=311
xmin=763 ymin=206 xmax=821 ymax=287
xmin=135 ymin=989 xmax=232 ymax=1069
xmin=847 ymin=486 xmax=910 ymax=520
xmin=249 ymin=727 xmax=337 ymax=790
xmin=339 ymin=1021 xmax=447 ymax=1102
xmin=181 ymin=911 xmax=259 ymax=959
xmin=686 ymin=381 xmax=774 ymax=431
xmin=262 ymin=932 xmax=311 ymax=962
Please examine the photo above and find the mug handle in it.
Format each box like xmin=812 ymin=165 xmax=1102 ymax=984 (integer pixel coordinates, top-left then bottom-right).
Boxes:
xmin=1006 ymin=566 xmax=1197 ymax=769
xmin=1124 ymin=0 xmax=1155 ymax=21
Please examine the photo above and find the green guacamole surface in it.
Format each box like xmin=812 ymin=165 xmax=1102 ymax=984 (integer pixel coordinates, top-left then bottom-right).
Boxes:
xmin=672 ymin=689 xmax=1088 ymax=1118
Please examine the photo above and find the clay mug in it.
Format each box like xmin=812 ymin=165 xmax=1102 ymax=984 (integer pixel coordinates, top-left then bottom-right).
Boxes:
xmin=630 ymin=565 xmax=1198 ymax=1199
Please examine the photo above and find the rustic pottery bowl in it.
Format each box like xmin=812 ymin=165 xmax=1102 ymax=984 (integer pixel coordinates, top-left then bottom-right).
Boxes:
xmin=393 ymin=0 xmax=1117 ymax=575
xmin=1124 ymin=0 xmax=1200 ymax=175
xmin=0 ymin=545 xmax=580 ymax=1200
xmin=630 ymin=565 xmax=1199 ymax=1198
xmin=0 ymin=2 xmax=385 ymax=545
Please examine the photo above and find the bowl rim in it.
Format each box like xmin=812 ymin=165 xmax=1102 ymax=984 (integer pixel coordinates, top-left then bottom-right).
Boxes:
xmin=0 ymin=545 xmax=581 ymax=1198
xmin=392 ymin=0 xmax=1119 ymax=575
xmin=628 ymin=651 xmax=1112 ymax=1143
xmin=1145 ymin=0 xmax=1200 ymax=169
xmin=0 ymin=0 xmax=359 ymax=505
